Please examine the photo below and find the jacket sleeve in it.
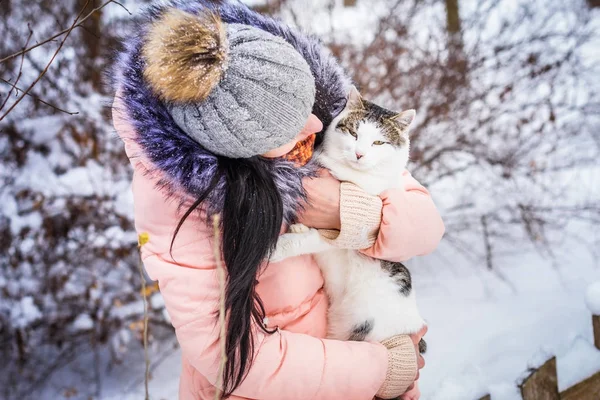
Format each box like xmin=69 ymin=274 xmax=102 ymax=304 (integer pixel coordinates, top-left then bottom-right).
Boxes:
xmin=112 ymin=96 xmax=390 ymax=399
xmin=360 ymin=170 xmax=445 ymax=262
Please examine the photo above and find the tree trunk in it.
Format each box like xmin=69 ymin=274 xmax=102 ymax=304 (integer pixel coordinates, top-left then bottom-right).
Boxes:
xmin=445 ymin=0 xmax=461 ymax=35
xmin=443 ymin=0 xmax=468 ymax=99
xmin=587 ymin=0 xmax=600 ymax=9
xmin=77 ymin=0 xmax=103 ymax=92
xmin=0 ymin=0 xmax=11 ymax=16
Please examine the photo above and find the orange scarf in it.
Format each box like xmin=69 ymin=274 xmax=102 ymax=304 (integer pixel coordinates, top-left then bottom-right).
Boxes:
xmin=281 ymin=134 xmax=316 ymax=167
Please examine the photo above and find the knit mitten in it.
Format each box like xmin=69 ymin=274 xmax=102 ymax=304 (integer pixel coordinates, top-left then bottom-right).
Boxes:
xmin=376 ymin=335 xmax=418 ymax=399
xmin=319 ymin=182 xmax=383 ymax=249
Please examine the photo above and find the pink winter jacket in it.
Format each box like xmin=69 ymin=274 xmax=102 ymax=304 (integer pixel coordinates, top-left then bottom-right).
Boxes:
xmin=113 ymin=99 xmax=445 ymax=400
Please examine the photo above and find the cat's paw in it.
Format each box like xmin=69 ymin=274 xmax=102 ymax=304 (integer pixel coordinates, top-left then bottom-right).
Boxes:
xmin=269 ymin=233 xmax=294 ymax=263
xmin=289 ymin=223 xmax=310 ymax=233
xmin=269 ymin=227 xmax=332 ymax=263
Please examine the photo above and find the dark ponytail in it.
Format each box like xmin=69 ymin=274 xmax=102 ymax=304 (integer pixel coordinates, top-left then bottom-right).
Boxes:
xmin=171 ymin=156 xmax=282 ymax=397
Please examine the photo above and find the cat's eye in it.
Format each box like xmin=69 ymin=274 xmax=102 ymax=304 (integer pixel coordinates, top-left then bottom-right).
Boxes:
xmin=373 ymin=141 xmax=387 ymax=146
xmin=337 ymin=122 xmax=358 ymax=139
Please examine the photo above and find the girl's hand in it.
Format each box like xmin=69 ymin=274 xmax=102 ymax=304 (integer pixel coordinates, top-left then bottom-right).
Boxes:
xmin=400 ymin=325 xmax=427 ymax=399
xmin=399 ymin=381 xmax=420 ymax=400
xmin=409 ymin=325 xmax=427 ymax=381
xmin=298 ymin=169 xmax=341 ymax=230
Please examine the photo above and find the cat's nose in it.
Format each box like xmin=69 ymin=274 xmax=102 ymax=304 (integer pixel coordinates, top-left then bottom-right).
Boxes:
xmin=355 ymin=152 xmax=363 ymax=160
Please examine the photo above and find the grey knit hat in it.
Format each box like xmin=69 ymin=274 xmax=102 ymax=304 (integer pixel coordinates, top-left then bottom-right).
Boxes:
xmin=142 ymin=9 xmax=316 ymax=158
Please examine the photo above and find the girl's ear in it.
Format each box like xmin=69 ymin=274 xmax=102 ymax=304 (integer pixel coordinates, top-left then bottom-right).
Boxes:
xmin=345 ymin=85 xmax=364 ymax=111
xmin=392 ymin=109 xmax=416 ymax=128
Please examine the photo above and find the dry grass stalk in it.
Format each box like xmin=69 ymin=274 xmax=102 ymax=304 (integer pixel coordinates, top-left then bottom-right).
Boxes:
xmin=212 ymin=214 xmax=228 ymax=400
xmin=138 ymin=232 xmax=151 ymax=400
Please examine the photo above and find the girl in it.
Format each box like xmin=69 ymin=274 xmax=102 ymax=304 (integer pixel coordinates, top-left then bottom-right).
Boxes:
xmin=112 ymin=4 xmax=443 ymax=400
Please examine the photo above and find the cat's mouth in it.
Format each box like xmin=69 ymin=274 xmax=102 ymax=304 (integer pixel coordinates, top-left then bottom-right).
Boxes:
xmin=346 ymin=156 xmax=372 ymax=171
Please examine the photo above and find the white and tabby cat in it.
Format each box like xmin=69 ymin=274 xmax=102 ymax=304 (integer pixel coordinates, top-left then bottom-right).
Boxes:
xmin=270 ymin=87 xmax=426 ymax=345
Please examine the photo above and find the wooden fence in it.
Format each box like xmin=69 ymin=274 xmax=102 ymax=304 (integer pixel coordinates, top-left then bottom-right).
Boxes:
xmin=479 ymin=315 xmax=600 ymax=400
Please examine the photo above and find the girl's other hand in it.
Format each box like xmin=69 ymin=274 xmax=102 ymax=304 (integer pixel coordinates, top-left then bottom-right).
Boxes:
xmin=298 ymin=169 xmax=341 ymax=230
xmin=399 ymin=381 xmax=420 ymax=400
xmin=409 ymin=325 xmax=427 ymax=380
xmin=399 ymin=325 xmax=427 ymax=399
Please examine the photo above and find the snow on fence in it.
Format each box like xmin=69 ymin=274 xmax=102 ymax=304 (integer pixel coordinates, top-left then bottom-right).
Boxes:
xmin=587 ymin=282 xmax=600 ymax=351
xmin=515 ymin=355 xmax=600 ymax=400
xmin=594 ymin=314 xmax=600 ymax=351
xmin=478 ymin=283 xmax=600 ymax=400
xmin=477 ymin=350 xmax=600 ymax=400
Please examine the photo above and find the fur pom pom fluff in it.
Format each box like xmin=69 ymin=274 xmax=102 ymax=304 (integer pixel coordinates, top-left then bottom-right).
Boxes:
xmin=142 ymin=8 xmax=227 ymax=103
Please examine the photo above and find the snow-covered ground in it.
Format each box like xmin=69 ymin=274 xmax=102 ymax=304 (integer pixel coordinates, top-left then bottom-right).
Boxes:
xmin=32 ymin=222 xmax=598 ymax=400
xmin=414 ymin=239 xmax=600 ymax=399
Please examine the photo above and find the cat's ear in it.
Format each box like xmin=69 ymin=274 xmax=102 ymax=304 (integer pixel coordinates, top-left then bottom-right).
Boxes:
xmin=392 ymin=109 xmax=416 ymax=128
xmin=345 ymin=86 xmax=364 ymax=110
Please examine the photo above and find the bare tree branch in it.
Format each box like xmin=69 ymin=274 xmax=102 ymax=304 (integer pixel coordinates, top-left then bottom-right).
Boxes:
xmin=0 ymin=0 xmax=118 ymax=65
xmin=0 ymin=0 xmax=92 ymax=120
xmin=0 ymin=24 xmax=32 ymax=112
xmin=0 ymin=77 xmax=79 ymax=115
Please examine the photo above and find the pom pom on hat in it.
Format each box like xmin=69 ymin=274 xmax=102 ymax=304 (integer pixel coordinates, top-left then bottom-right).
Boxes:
xmin=142 ymin=8 xmax=227 ymax=103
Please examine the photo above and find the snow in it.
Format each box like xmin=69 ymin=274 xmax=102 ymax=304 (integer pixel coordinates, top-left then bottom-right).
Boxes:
xmin=150 ymin=293 xmax=165 ymax=310
xmin=19 ymin=237 xmax=35 ymax=253
xmin=412 ymin=238 xmax=599 ymax=400
xmin=162 ymin=308 xmax=172 ymax=325
xmin=72 ymin=314 xmax=94 ymax=331
xmin=557 ymin=337 xmax=600 ymax=391
xmin=5 ymin=193 xmax=43 ymax=235
xmin=110 ymin=300 xmax=145 ymax=320
xmin=102 ymin=226 xmax=138 ymax=248
xmin=57 ymin=167 xmax=97 ymax=197
xmin=21 ymin=115 xmax=64 ymax=144
xmin=11 ymin=296 xmax=42 ymax=329
xmin=113 ymin=184 xmax=135 ymax=217
xmin=585 ymin=282 xmax=600 ymax=315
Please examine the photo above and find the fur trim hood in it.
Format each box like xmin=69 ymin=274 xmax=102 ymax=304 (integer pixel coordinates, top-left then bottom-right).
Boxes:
xmin=113 ymin=0 xmax=352 ymax=223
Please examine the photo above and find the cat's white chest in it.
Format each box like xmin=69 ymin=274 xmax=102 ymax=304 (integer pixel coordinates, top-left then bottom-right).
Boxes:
xmin=318 ymin=154 xmax=402 ymax=195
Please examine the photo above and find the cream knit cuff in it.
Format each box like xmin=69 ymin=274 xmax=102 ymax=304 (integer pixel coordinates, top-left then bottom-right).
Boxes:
xmin=376 ymin=335 xmax=418 ymax=399
xmin=319 ymin=182 xmax=383 ymax=249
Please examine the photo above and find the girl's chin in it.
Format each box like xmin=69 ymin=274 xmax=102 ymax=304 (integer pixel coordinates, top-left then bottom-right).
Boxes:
xmin=262 ymin=144 xmax=296 ymax=158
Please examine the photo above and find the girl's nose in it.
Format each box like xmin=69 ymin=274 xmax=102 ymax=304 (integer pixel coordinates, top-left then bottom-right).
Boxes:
xmin=302 ymin=114 xmax=323 ymax=137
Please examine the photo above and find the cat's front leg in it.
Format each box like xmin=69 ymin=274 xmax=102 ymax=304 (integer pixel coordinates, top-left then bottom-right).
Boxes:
xmin=269 ymin=224 xmax=334 ymax=263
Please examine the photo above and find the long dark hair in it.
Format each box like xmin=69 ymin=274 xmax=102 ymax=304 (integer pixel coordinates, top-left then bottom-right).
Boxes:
xmin=171 ymin=156 xmax=282 ymax=397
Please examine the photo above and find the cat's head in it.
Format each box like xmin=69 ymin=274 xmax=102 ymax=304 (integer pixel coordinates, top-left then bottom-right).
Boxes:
xmin=323 ymin=87 xmax=415 ymax=172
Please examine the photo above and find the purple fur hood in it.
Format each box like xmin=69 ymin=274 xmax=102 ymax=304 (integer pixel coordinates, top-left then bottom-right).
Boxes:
xmin=113 ymin=0 xmax=352 ymax=223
